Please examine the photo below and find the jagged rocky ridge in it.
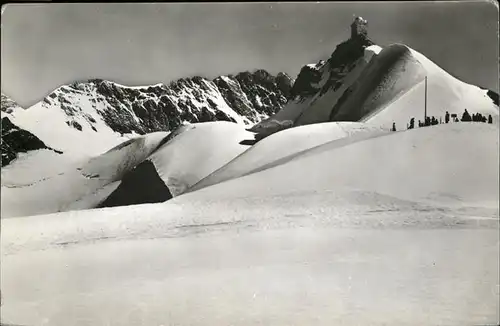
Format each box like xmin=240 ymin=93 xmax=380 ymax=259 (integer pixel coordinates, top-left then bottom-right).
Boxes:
xmin=1 ymin=70 xmax=293 ymax=166
xmin=45 ymin=69 xmax=293 ymax=136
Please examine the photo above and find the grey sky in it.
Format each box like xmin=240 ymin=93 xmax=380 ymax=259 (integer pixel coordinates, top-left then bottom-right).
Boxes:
xmin=1 ymin=1 xmax=498 ymax=108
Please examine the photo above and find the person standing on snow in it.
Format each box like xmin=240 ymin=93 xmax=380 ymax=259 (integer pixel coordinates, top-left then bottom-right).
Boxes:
xmin=461 ymin=109 xmax=472 ymax=122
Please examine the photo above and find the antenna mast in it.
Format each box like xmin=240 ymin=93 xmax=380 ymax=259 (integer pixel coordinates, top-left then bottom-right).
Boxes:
xmin=424 ymin=76 xmax=428 ymax=122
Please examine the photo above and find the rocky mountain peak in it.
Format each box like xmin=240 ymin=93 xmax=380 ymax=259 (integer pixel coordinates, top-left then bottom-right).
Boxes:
xmin=350 ymin=16 xmax=368 ymax=40
xmin=289 ymin=18 xmax=375 ymax=102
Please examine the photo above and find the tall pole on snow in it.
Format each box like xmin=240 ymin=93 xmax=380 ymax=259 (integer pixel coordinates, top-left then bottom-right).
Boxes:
xmin=424 ymin=75 xmax=428 ymax=122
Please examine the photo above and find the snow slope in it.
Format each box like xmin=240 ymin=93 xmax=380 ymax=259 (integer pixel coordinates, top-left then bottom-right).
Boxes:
xmin=1 ymin=122 xmax=498 ymax=325
xmin=248 ymin=42 xmax=379 ymax=135
xmin=363 ymin=46 xmax=499 ymax=128
xmin=296 ymin=45 xmax=383 ymax=125
xmin=187 ymin=123 xmax=498 ymax=209
xmin=329 ymin=44 xmax=426 ymax=122
xmin=7 ymin=90 xmax=132 ymax=158
xmin=250 ymin=41 xmax=498 ymax=138
xmin=146 ymin=121 xmax=256 ymax=197
xmin=1 ymin=132 xmax=169 ymax=218
xmin=1 ymin=122 xmax=255 ymax=217
xmin=189 ymin=122 xmax=389 ymax=193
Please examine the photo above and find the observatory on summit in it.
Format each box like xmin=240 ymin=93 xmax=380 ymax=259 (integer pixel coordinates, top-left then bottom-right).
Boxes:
xmin=351 ymin=16 xmax=368 ymax=39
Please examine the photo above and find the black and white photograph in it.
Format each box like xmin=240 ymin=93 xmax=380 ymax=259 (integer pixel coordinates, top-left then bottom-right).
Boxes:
xmin=1 ymin=1 xmax=499 ymax=325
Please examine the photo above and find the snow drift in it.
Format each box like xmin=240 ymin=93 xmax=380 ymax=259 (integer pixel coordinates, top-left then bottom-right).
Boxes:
xmin=144 ymin=121 xmax=255 ymax=197
xmin=186 ymin=123 xmax=499 ymax=209
xmin=189 ymin=122 xmax=389 ymax=192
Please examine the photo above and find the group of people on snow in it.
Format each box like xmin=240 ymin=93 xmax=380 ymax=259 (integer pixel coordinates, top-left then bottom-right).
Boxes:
xmin=390 ymin=109 xmax=494 ymax=132
xmin=458 ymin=109 xmax=492 ymax=123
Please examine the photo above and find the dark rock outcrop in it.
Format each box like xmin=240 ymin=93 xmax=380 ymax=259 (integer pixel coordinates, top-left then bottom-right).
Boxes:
xmin=329 ymin=43 xmax=424 ymax=122
xmin=214 ymin=70 xmax=292 ymax=121
xmin=350 ymin=16 xmax=369 ymax=40
xmin=1 ymin=117 xmax=62 ymax=166
xmin=486 ymin=90 xmax=499 ymax=106
xmin=482 ymin=88 xmax=499 ymax=106
xmin=289 ymin=18 xmax=374 ymax=104
xmin=290 ymin=63 xmax=326 ymax=101
xmin=329 ymin=36 xmax=375 ymax=70
xmin=96 ymin=159 xmax=172 ymax=208
xmin=233 ymin=69 xmax=291 ymax=116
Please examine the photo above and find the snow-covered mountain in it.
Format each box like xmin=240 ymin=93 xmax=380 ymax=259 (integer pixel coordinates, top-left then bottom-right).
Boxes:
xmin=1 ymin=17 xmax=499 ymax=326
xmin=1 ymin=94 xmax=63 ymax=166
xmin=2 ymin=16 xmax=499 ymax=216
xmin=250 ymin=17 xmax=499 ymax=137
xmin=2 ymin=70 xmax=293 ymax=160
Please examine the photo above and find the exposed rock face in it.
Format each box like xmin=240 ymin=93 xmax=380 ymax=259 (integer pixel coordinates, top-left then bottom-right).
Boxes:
xmin=289 ymin=63 xmax=325 ymax=100
xmin=1 ymin=117 xmax=62 ymax=166
xmin=475 ymin=86 xmax=499 ymax=107
xmin=289 ymin=18 xmax=374 ymax=105
xmin=96 ymin=159 xmax=172 ymax=208
xmin=329 ymin=36 xmax=375 ymax=70
xmin=226 ymin=69 xmax=293 ymax=117
xmin=486 ymin=90 xmax=499 ymax=106
xmin=249 ymin=16 xmax=379 ymax=138
xmin=275 ymin=72 xmax=294 ymax=97
xmin=1 ymin=93 xmax=23 ymax=114
xmin=36 ymin=70 xmax=293 ymax=138
xmin=329 ymin=43 xmax=425 ymax=122
xmin=351 ymin=16 xmax=368 ymax=40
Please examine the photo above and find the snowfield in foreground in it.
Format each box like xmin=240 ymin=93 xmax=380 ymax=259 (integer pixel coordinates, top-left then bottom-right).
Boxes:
xmin=1 ymin=197 xmax=498 ymax=326
xmin=1 ymin=122 xmax=499 ymax=326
